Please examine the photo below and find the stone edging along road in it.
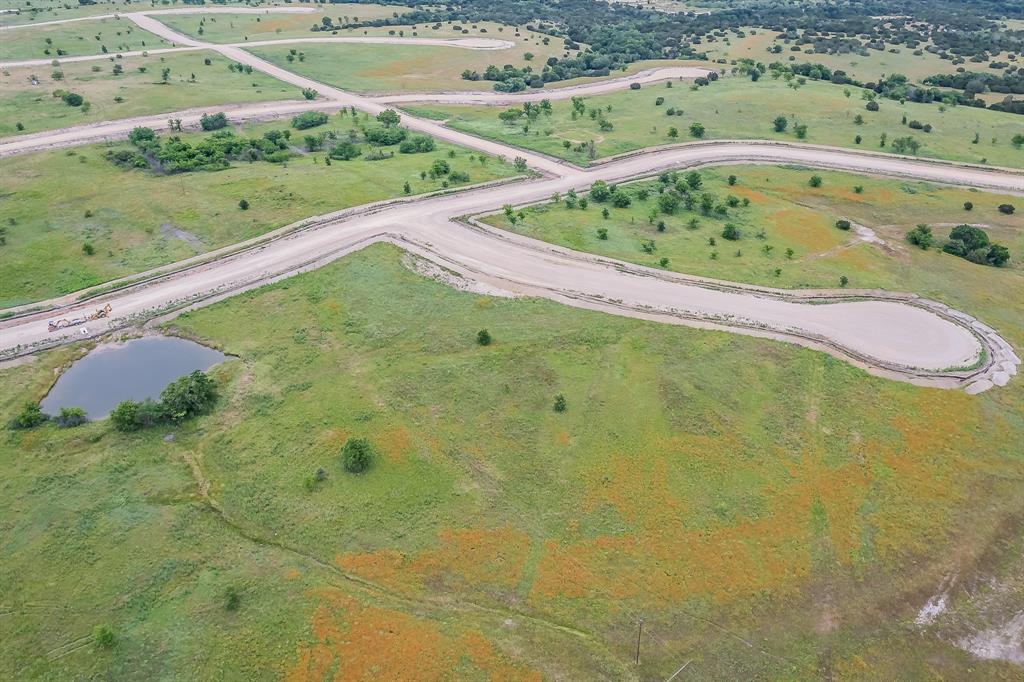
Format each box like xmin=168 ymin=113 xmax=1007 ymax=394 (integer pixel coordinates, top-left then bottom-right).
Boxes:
xmin=0 ymin=10 xmax=1019 ymax=393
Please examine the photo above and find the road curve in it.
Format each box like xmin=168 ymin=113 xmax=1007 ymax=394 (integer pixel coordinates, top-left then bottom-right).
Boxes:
xmin=0 ymin=10 xmax=1019 ymax=392
xmin=2 ymin=140 xmax=1020 ymax=391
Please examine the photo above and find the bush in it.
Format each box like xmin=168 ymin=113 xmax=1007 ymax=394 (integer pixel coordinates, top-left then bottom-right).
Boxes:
xmin=365 ymin=126 xmax=406 ymax=146
xmin=161 ymin=371 xmax=217 ymax=422
xmin=998 ymin=204 xmax=1015 ymax=215
xmin=55 ymin=406 xmax=88 ymax=428
xmin=476 ymin=329 xmax=492 ymax=346
xmin=906 ymin=224 xmax=934 ymax=249
xmin=553 ymin=394 xmax=567 ymax=412
xmin=865 ymin=100 xmax=879 ymax=111
xmin=62 ymin=91 xmax=84 ymax=107
xmin=448 ymin=170 xmax=470 ymax=183
xmin=225 ymin=587 xmax=241 ymax=611
xmin=835 ymin=219 xmax=851 ymax=230
xmin=430 ymin=159 xmax=450 ymax=176
xmin=398 ymin=135 xmax=435 ymax=154
xmin=772 ymin=115 xmax=788 ymax=132
xmin=342 ymin=437 xmax=373 ymax=473
xmin=721 ymin=223 xmax=741 ymax=240
xmin=589 ymin=180 xmax=611 ymax=202
xmin=291 ymin=111 xmax=329 ymax=130
xmin=809 ymin=175 xmax=823 ymax=188
xmin=9 ymin=402 xmax=49 ymax=430
xmin=93 ymin=625 xmax=115 ymax=649
xmin=963 ymin=201 xmax=973 ymax=211
xmin=329 ymin=142 xmax=361 ymax=160
xmin=199 ymin=112 xmax=228 ymax=131
xmin=611 ymin=191 xmax=632 ymax=208
xmin=238 ymin=199 xmax=249 ymax=211
xmin=629 ymin=82 xmax=641 ymax=90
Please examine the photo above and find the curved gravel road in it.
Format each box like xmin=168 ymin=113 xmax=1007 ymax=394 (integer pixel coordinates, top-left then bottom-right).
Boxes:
xmin=0 ymin=10 xmax=1019 ymax=392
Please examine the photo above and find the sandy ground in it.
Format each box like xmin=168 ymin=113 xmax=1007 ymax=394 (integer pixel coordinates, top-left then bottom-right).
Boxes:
xmin=0 ymin=9 xmax=1019 ymax=392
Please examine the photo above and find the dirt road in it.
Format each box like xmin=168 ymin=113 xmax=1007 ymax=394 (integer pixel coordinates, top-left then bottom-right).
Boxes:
xmin=0 ymin=10 xmax=1018 ymax=392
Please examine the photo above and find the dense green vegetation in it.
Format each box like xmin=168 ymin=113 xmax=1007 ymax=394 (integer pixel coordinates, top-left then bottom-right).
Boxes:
xmin=0 ymin=116 xmax=519 ymax=306
xmin=2 ymin=244 xmax=1022 ymax=678
xmin=407 ymin=77 xmax=1024 ymax=168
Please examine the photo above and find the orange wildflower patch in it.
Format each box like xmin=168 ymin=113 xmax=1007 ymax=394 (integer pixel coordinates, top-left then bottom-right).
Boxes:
xmin=376 ymin=425 xmax=413 ymax=462
xmin=336 ymin=526 xmax=531 ymax=594
xmin=767 ymin=208 xmax=845 ymax=253
xmin=286 ymin=590 xmax=540 ymax=682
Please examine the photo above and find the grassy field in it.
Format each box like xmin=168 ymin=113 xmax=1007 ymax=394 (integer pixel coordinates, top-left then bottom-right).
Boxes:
xmin=483 ymin=165 xmax=1024 ymax=344
xmin=2 ymin=243 xmax=1023 ymax=678
xmin=0 ymin=15 xmax=170 ymax=60
xmin=158 ymin=4 xmax=411 ymax=43
xmin=0 ymin=116 xmax=518 ymax=307
xmin=698 ymin=27 xmax=1022 ymax=83
xmin=245 ymin=25 xmax=570 ymax=94
xmin=405 ymin=77 xmax=1024 ymax=168
xmin=0 ymin=0 xmax=128 ymax=27
xmin=0 ymin=50 xmax=299 ymax=137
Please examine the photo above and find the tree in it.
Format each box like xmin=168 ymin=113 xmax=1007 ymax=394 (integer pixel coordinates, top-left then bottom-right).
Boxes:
xmin=809 ymin=175 xmax=823 ymax=188
xmin=727 ymin=175 xmax=737 ymax=186
xmin=891 ymin=136 xmax=921 ymax=155
xmin=1013 ymin=134 xmax=1024 ymax=149
xmin=376 ymin=109 xmax=401 ymax=127
xmin=8 ymin=402 xmax=49 ymax=430
xmin=998 ymin=204 xmax=1015 ymax=215
xmin=553 ymin=394 xmax=567 ymax=412
xmin=342 ymin=437 xmax=373 ymax=473
xmin=906 ymin=224 xmax=934 ymax=249
xmin=987 ymin=244 xmax=1010 ymax=266
xmin=963 ymin=201 xmax=973 ymax=211
xmin=301 ymin=87 xmax=317 ymax=100
xmin=689 ymin=121 xmax=706 ymax=138
xmin=657 ymin=192 xmax=679 ymax=214
xmin=403 ymin=181 xmax=411 ymax=194
xmin=160 ymin=371 xmax=217 ymax=422
xmin=476 ymin=329 xmax=492 ymax=346
xmin=667 ymin=126 xmax=678 ymax=139
xmin=589 ymin=180 xmax=611 ymax=202
xmin=56 ymin=406 xmax=88 ymax=428
xmin=721 ymin=223 xmax=741 ymax=240
xmin=772 ymin=115 xmax=788 ymax=133
xmin=62 ymin=91 xmax=84 ymax=107
xmin=865 ymin=100 xmax=879 ymax=112
xmin=835 ymin=219 xmax=851 ymax=230
xmin=291 ymin=111 xmax=328 ymax=130
xmin=513 ymin=156 xmax=528 ymax=172
xmin=238 ymin=199 xmax=249 ymax=210
xmin=685 ymin=171 xmax=702 ymax=190
xmin=597 ymin=227 xmax=608 ymax=240
xmin=200 ymin=112 xmax=227 ymax=131
xmin=839 ymin=275 xmax=849 ymax=287
xmin=93 ymin=625 xmax=115 ymax=649
xmin=110 ymin=400 xmax=141 ymax=432
xmin=611 ymin=192 xmax=632 ymax=208
xmin=794 ymin=123 xmax=808 ymax=139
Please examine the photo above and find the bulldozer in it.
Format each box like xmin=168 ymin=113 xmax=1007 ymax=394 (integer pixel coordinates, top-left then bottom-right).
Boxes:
xmin=47 ymin=303 xmax=112 ymax=332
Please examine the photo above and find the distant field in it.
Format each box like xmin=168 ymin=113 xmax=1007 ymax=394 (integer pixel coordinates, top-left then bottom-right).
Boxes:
xmin=0 ymin=15 xmax=170 ymax=60
xmin=0 ymin=51 xmax=299 ymax=137
xmin=482 ymin=165 xmax=1024 ymax=342
xmin=2 ymin=243 xmax=1022 ymax=678
xmin=0 ymin=118 xmax=518 ymax=306
xmin=245 ymin=26 xmax=569 ymax=93
xmin=0 ymin=0 xmax=126 ymax=27
xmin=158 ymin=4 xmax=411 ymax=43
xmin=405 ymin=77 xmax=1024 ymax=168
xmin=699 ymin=27 xmax=1022 ymax=83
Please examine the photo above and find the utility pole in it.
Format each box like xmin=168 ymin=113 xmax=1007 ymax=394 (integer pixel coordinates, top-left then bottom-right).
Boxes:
xmin=635 ymin=617 xmax=644 ymax=666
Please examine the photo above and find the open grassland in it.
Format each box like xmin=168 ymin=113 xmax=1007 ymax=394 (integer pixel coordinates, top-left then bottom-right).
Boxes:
xmin=0 ymin=15 xmax=170 ymax=60
xmin=246 ymin=27 xmax=570 ymax=94
xmin=0 ymin=0 xmax=130 ymax=27
xmin=409 ymin=77 xmax=1024 ymax=168
xmin=0 ymin=51 xmax=298 ymax=137
xmin=2 ymin=244 xmax=1023 ymax=678
xmin=0 ymin=117 xmax=518 ymax=307
xmin=483 ymin=165 xmax=1024 ymax=342
xmin=158 ymin=4 xmax=411 ymax=43
xmin=698 ymin=27 xmax=1022 ymax=83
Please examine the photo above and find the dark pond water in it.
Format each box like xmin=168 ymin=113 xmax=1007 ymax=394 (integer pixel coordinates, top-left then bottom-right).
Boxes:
xmin=40 ymin=336 xmax=227 ymax=419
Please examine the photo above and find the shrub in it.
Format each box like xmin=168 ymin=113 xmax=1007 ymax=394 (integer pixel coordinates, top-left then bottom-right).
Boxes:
xmin=998 ymin=204 xmax=1015 ymax=215
xmin=906 ymin=224 xmax=934 ymax=249
xmin=835 ymin=219 xmax=851 ymax=230
xmin=93 ymin=625 xmax=115 ymax=649
xmin=329 ymin=141 xmax=361 ymax=160
xmin=430 ymin=159 xmax=450 ymax=176
xmin=161 ymin=371 xmax=217 ymax=422
xmin=291 ymin=111 xmax=329 ymax=129
xmin=448 ymin=170 xmax=470 ymax=183
xmin=225 ymin=587 xmax=241 ymax=611
xmin=82 ymin=242 xmax=95 ymax=255
xmin=629 ymin=82 xmax=641 ymax=90
xmin=476 ymin=329 xmax=492 ymax=346
xmin=597 ymin=227 xmax=608 ymax=240
xmin=56 ymin=406 xmax=88 ymax=428
xmin=553 ymin=394 xmax=567 ymax=412
xmin=398 ymin=135 xmax=435 ymax=154
xmin=8 ymin=402 xmax=49 ymax=430
xmin=301 ymin=87 xmax=317 ymax=100
xmin=865 ymin=100 xmax=879 ymax=111
xmin=238 ymin=199 xmax=249 ymax=210
xmin=611 ymin=192 xmax=632 ymax=208
xmin=199 ymin=112 xmax=227 ymax=131
xmin=963 ymin=201 xmax=973 ymax=211
xmin=589 ymin=180 xmax=611 ymax=202
xmin=721 ymin=223 xmax=741 ymax=240
xmin=342 ymin=437 xmax=373 ymax=473
xmin=62 ymin=91 xmax=84 ymax=107
xmin=772 ymin=115 xmax=788 ymax=132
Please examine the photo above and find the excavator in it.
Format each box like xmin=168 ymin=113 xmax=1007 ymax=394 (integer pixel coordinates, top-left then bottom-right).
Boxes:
xmin=47 ymin=303 xmax=112 ymax=332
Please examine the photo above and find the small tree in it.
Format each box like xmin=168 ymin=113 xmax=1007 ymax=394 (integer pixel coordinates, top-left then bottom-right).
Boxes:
xmin=301 ymin=87 xmax=317 ymax=100
xmin=56 ymin=406 xmax=88 ymax=428
xmin=839 ymin=275 xmax=849 ymax=287
xmin=809 ymin=175 xmax=823 ymax=188
xmin=906 ymin=224 xmax=934 ymax=249
xmin=772 ymin=115 xmax=788 ymax=133
xmin=8 ymin=402 xmax=49 ymax=430
xmin=963 ymin=201 xmax=973 ymax=211
xmin=376 ymin=109 xmax=400 ymax=127
xmin=721 ymin=223 xmax=741 ymax=240
xmin=597 ymin=227 xmax=608 ymax=240
xmin=552 ymin=394 xmax=567 ymax=412
xmin=689 ymin=121 xmax=706 ymax=138
xmin=342 ymin=437 xmax=373 ymax=473
xmin=476 ymin=329 xmax=492 ymax=346
xmin=238 ymin=199 xmax=249 ymax=211
xmin=160 ymin=371 xmax=217 ymax=422
xmin=835 ymin=219 xmax=851 ymax=230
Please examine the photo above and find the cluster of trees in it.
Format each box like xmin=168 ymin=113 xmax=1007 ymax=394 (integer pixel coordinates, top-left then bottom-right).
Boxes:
xmin=907 ymin=223 xmax=1010 ymax=266
xmin=106 ymin=126 xmax=292 ymax=173
xmin=8 ymin=403 xmax=87 ymax=430
xmin=111 ymin=370 xmax=217 ymax=432
xmin=924 ymin=69 xmax=1024 ymax=96
xmin=339 ymin=0 xmax=1022 ymax=90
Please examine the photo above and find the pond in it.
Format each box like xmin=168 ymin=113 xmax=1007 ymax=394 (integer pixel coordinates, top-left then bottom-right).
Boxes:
xmin=40 ymin=336 xmax=227 ymax=420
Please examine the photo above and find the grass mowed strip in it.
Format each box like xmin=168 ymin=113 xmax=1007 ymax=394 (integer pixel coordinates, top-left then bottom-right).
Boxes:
xmin=158 ymin=4 xmax=411 ymax=43
xmin=0 ymin=15 xmax=170 ymax=60
xmin=405 ymin=76 xmax=1024 ymax=168
xmin=3 ymin=243 xmax=1023 ymax=678
xmin=0 ymin=115 xmax=518 ymax=307
xmin=245 ymin=28 xmax=569 ymax=94
xmin=485 ymin=165 xmax=1024 ymax=346
xmin=0 ymin=51 xmax=299 ymax=137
